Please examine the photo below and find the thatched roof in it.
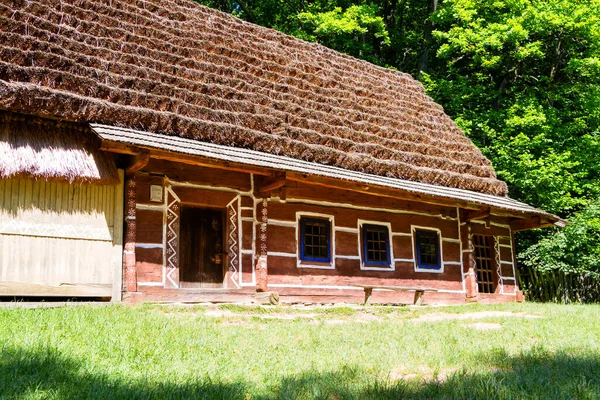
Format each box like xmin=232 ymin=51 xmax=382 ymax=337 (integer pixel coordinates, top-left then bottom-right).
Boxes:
xmin=0 ymin=112 xmax=118 ymax=184
xmin=0 ymin=0 xmax=508 ymax=195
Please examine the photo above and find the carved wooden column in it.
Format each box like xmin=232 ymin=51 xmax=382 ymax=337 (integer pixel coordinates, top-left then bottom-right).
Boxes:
xmin=460 ymin=215 xmax=478 ymax=300
xmin=255 ymin=198 xmax=268 ymax=292
xmin=123 ymin=175 xmax=137 ymax=292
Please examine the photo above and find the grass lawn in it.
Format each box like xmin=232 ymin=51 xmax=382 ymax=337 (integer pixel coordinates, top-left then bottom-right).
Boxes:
xmin=0 ymin=302 xmax=599 ymax=399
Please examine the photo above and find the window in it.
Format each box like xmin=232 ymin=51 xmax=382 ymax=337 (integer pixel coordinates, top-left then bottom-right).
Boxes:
xmin=299 ymin=217 xmax=331 ymax=262
xmin=415 ymin=229 xmax=441 ymax=270
xmin=361 ymin=224 xmax=391 ymax=266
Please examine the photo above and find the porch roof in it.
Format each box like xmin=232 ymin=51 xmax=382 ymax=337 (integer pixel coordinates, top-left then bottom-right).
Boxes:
xmin=92 ymin=123 xmax=566 ymax=228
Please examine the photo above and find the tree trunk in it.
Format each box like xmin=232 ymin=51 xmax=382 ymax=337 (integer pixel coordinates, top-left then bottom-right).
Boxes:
xmin=417 ymin=0 xmax=438 ymax=75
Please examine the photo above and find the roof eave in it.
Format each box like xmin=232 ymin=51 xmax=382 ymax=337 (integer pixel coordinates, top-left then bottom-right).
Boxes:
xmin=91 ymin=123 xmax=564 ymax=226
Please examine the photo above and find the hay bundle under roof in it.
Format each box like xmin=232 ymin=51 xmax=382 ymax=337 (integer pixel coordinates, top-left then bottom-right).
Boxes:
xmin=0 ymin=0 xmax=508 ymax=195
xmin=0 ymin=112 xmax=118 ymax=185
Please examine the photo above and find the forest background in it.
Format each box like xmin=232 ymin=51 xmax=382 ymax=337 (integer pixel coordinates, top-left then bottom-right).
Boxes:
xmin=197 ymin=0 xmax=600 ymax=287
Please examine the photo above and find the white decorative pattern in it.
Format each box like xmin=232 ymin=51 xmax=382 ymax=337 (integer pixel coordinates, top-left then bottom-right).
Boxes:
xmin=260 ymin=199 xmax=268 ymax=256
xmin=227 ymin=197 xmax=240 ymax=288
xmin=165 ymin=186 xmax=180 ymax=288
xmin=495 ymin=236 xmax=504 ymax=294
xmin=468 ymin=226 xmax=476 ymax=281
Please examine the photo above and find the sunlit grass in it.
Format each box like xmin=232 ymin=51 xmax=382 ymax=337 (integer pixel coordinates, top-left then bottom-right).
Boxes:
xmin=0 ymin=302 xmax=598 ymax=399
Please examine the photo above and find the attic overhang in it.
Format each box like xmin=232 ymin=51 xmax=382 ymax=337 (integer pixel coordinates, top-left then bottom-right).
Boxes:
xmin=92 ymin=124 xmax=567 ymax=230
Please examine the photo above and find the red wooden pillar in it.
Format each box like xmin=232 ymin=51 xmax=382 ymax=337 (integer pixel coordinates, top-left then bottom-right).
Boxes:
xmin=123 ymin=175 xmax=137 ymax=292
xmin=460 ymin=219 xmax=478 ymax=300
xmin=255 ymin=198 xmax=268 ymax=292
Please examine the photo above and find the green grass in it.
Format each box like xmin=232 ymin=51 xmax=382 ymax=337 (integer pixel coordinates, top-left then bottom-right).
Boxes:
xmin=0 ymin=302 xmax=599 ymax=399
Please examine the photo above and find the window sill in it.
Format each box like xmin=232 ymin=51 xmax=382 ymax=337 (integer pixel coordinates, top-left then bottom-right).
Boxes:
xmin=298 ymin=260 xmax=335 ymax=270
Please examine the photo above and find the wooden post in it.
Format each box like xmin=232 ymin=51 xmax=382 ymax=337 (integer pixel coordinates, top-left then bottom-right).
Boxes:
xmin=123 ymin=174 xmax=137 ymax=292
xmin=413 ymin=290 xmax=425 ymax=306
xmin=363 ymin=288 xmax=373 ymax=305
xmin=111 ymin=169 xmax=125 ymax=302
xmin=460 ymin=214 xmax=478 ymax=300
xmin=255 ymin=198 xmax=268 ymax=292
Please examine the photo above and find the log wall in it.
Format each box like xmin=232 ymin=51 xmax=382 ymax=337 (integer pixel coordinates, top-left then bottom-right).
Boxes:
xmin=126 ymin=161 xmax=520 ymax=304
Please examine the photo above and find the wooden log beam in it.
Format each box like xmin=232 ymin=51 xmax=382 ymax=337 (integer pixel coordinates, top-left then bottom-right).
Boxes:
xmin=255 ymin=172 xmax=287 ymax=197
xmin=510 ymin=216 xmax=541 ymax=231
xmin=286 ymin=172 xmax=481 ymax=210
xmin=0 ymin=282 xmax=112 ymax=297
xmin=465 ymin=207 xmax=491 ymax=221
xmin=101 ymin=142 xmax=272 ymax=176
xmin=125 ymin=150 xmax=150 ymax=176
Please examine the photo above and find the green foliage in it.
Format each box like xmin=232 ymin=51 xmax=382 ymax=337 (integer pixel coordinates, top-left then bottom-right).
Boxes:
xmin=295 ymin=4 xmax=390 ymax=64
xmin=193 ymin=0 xmax=600 ymax=278
xmin=521 ymin=201 xmax=600 ymax=276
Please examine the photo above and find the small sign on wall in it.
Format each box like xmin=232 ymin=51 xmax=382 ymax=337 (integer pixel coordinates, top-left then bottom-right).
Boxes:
xmin=150 ymin=185 xmax=163 ymax=202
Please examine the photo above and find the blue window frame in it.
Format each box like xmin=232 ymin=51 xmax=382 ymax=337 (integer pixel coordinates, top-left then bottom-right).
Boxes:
xmin=361 ymin=224 xmax=391 ymax=266
xmin=300 ymin=217 xmax=331 ymax=262
xmin=415 ymin=229 xmax=441 ymax=269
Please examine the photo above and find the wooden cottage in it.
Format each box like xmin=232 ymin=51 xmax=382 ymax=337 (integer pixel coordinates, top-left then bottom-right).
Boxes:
xmin=0 ymin=0 xmax=565 ymax=304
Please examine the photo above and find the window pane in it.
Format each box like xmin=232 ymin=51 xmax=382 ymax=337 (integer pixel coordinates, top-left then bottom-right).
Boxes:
xmin=301 ymin=218 xmax=330 ymax=261
xmin=416 ymin=230 xmax=439 ymax=269
xmin=363 ymin=224 xmax=390 ymax=265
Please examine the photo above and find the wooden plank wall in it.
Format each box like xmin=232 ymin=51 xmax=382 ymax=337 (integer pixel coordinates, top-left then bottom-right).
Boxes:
xmin=0 ymin=172 xmax=124 ymax=296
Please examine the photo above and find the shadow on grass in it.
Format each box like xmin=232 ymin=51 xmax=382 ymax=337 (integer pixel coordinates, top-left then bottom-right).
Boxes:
xmin=1 ymin=346 xmax=598 ymax=399
xmin=272 ymin=349 xmax=600 ymax=400
xmin=0 ymin=346 xmax=247 ymax=400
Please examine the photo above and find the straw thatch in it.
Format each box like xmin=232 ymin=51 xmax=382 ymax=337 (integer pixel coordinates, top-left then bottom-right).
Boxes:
xmin=0 ymin=0 xmax=508 ymax=195
xmin=0 ymin=112 xmax=118 ymax=184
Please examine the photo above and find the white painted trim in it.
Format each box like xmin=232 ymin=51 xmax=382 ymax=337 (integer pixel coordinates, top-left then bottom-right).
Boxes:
xmin=393 ymin=258 xmax=415 ymax=263
xmin=335 ymin=226 xmax=359 ymax=233
xmin=167 ymin=178 xmax=252 ymax=196
xmin=135 ymin=243 xmax=165 ymax=249
xmin=297 ymin=263 xmax=336 ymax=270
xmin=500 ymin=261 xmax=514 ymax=265
xmin=358 ymin=219 xmax=395 ymax=271
xmin=241 ymin=217 xmax=254 ymax=222
xmin=296 ymin=211 xmax=336 ymax=270
xmin=458 ymin=207 xmax=466 ymax=294
xmin=137 ymin=282 xmax=164 ymax=287
xmin=335 ymin=255 xmax=361 ymax=260
xmin=499 ymin=244 xmax=513 ymax=248
xmin=136 ymin=203 xmax=165 ymax=211
xmin=392 ymin=232 xmax=412 ymax=237
xmin=411 ymin=225 xmax=445 ymax=274
xmin=470 ymin=220 xmax=511 ymax=229
xmin=241 ymin=249 xmax=254 ymax=255
xmin=240 ymin=207 xmax=254 ymax=211
xmin=442 ymin=238 xmax=461 ymax=244
xmin=268 ymin=219 xmax=297 ymax=227
xmin=267 ymin=251 xmax=297 ymax=258
xmin=283 ymin=197 xmax=458 ymax=220
xmin=236 ymin=195 xmax=243 ymax=288
xmin=498 ymin=276 xmax=516 ymax=281
xmin=443 ymin=261 xmax=462 ymax=265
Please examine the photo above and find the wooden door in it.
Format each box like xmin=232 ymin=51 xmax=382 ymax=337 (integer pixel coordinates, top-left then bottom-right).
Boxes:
xmin=179 ymin=207 xmax=225 ymax=288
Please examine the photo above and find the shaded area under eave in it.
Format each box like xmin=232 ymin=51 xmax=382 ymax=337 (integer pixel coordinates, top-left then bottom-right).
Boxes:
xmin=91 ymin=124 xmax=566 ymax=228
